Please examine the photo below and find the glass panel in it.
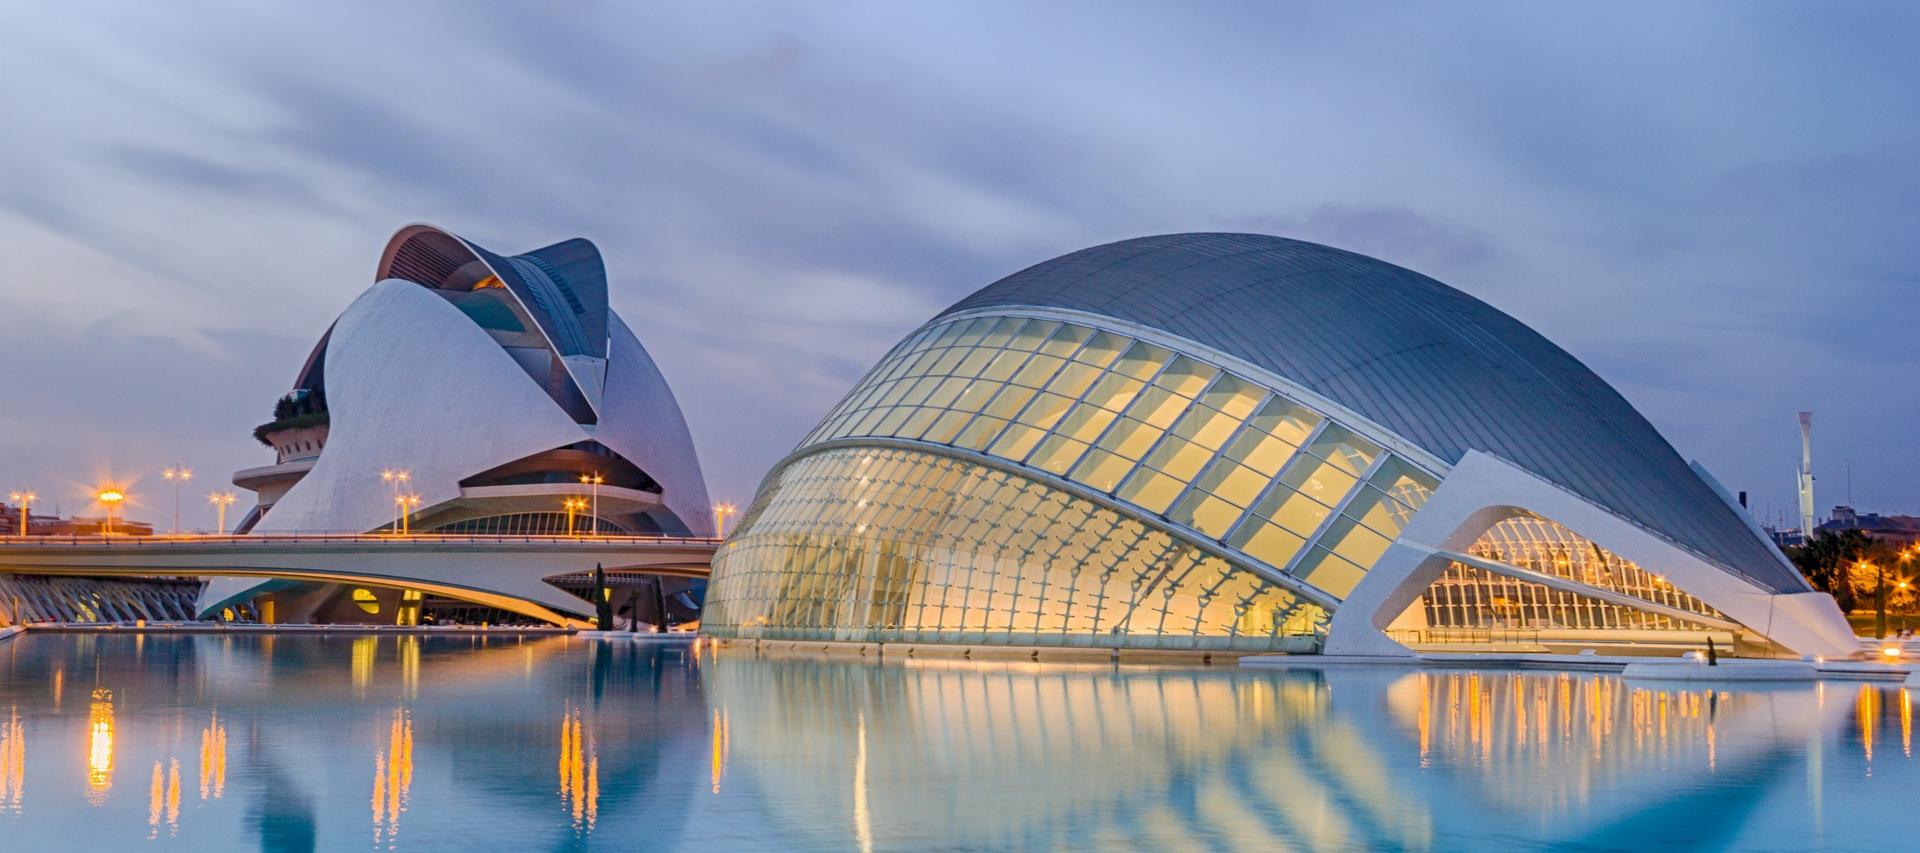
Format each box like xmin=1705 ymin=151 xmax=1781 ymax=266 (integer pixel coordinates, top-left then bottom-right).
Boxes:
xmin=1116 ymin=469 xmax=1185 ymax=514
xmin=1097 ymin=417 xmax=1163 ymax=461
xmin=989 ymin=423 xmax=1048 ymax=460
xmin=1154 ymin=355 xmax=1217 ymax=397
xmin=1169 ymin=492 xmax=1242 ymax=538
xmin=1260 ymin=489 xmax=1331 ymax=537
xmin=1041 ymin=360 xmax=1098 ymax=397
xmin=923 ymin=410 xmax=973 ymax=444
xmin=1248 ymin=397 xmax=1321 ymax=447
xmin=979 ymin=349 xmax=1029 ymax=383
xmin=984 ymin=385 xmax=1037 ymax=419
xmin=1199 ymin=374 xmax=1266 ymax=419
xmin=1277 ymin=456 xmax=1357 ymax=507
xmin=1194 ymin=460 xmax=1268 ymax=507
xmin=1057 ymin=404 xmax=1118 ymax=443
xmin=1073 ymin=332 xmax=1128 ymax=367
xmin=1083 ymin=373 xmax=1145 ymax=413
xmin=1040 ymin=323 xmax=1090 ymax=356
xmin=1069 ymin=449 xmax=1133 ymax=492
xmin=1170 ymin=405 xmax=1239 ymax=451
xmin=1009 ymin=319 xmax=1056 ymax=351
xmin=1294 ymin=546 xmax=1367 ymax=598
xmin=1017 ymin=392 xmax=1074 ymax=430
xmin=1030 ymin=435 xmax=1090 ymax=475
xmin=1231 ymin=521 xmax=1306 ymax=571
xmin=1222 ymin=427 xmax=1300 ymax=477
xmin=1127 ymin=386 xmax=1188 ymax=429
xmin=702 ymin=445 xmax=1328 ymax=650
xmin=950 ymin=378 xmax=998 ymax=413
xmin=955 ymin=415 xmax=1008 ymax=451
xmin=1369 ymin=456 xmax=1439 ymax=513
xmin=979 ymin=317 xmax=1023 ymax=348
xmin=1012 ymin=354 xmax=1067 ymax=389
xmin=1303 ymin=425 xmax=1380 ymax=476
xmin=1113 ymin=341 xmax=1172 ymax=379
xmin=1143 ymin=438 xmax=1211 ymax=482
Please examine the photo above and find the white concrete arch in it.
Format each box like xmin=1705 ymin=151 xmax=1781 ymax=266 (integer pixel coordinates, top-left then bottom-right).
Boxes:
xmin=1323 ymin=451 xmax=1857 ymax=659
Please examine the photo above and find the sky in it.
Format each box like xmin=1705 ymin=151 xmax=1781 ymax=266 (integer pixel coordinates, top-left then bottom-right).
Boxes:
xmin=0 ymin=1 xmax=1916 ymax=532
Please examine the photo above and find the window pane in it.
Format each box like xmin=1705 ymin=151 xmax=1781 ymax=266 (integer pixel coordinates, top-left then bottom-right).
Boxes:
xmin=1012 ymin=354 xmax=1067 ymax=389
xmin=1195 ymin=460 xmax=1268 ymax=507
xmin=1295 ymin=547 xmax=1367 ymax=598
xmin=1199 ymin=374 xmax=1266 ymax=419
xmin=979 ymin=317 xmax=1023 ymax=348
xmin=989 ymin=423 xmax=1047 ymax=460
xmin=923 ymin=410 xmax=973 ymax=444
xmin=1116 ymin=469 xmax=1184 ymax=514
xmin=954 ymin=415 xmax=1007 ymax=451
xmin=1143 ymin=438 xmax=1212 ymax=481
xmin=1018 ymin=392 xmax=1074 ymax=430
xmin=1097 ymin=417 xmax=1163 ymax=461
xmin=1261 ymin=489 xmax=1331 ymax=537
xmin=1171 ymin=492 xmax=1241 ymax=538
xmin=1369 ymin=456 xmax=1439 ymax=512
xmin=1233 ymin=521 xmax=1305 ymax=570
xmin=979 ymin=349 xmax=1029 ymax=383
xmin=1057 ymin=404 xmax=1119 ymax=443
xmin=1030 ymin=435 xmax=1090 ymax=475
xmin=1223 ymin=428 xmax=1299 ymax=477
xmin=1155 ymin=355 xmax=1217 ymax=397
xmin=1127 ymin=386 xmax=1188 ymax=429
xmin=950 ymin=378 xmax=998 ymax=413
xmin=1074 ymin=332 xmax=1128 ymax=367
xmin=1041 ymin=323 xmax=1091 ymax=356
xmin=1069 ymin=449 xmax=1133 ymax=492
xmin=1042 ymin=361 xmax=1098 ymax=397
xmin=984 ymin=385 xmax=1037 ymax=419
xmin=1113 ymin=341 xmax=1172 ymax=379
xmin=1171 ymin=405 xmax=1239 ymax=450
xmin=1248 ymin=397 xmax=1321 ymax=446
xmin=1083 ymin=373 xmax=1145 ymax=412
xmin=1278 ymin=457 xmax=1357 ymax=506
xmin=1304 ymin=425 xmax=1380 ymax=476
xmin=1010 ymin=320 xmax=1057 ymax=351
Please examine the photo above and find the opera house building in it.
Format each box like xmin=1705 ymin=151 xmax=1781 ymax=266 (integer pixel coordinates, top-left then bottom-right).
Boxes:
xmin=703 ymin=234 xmax=1857 ymax=659
xmin=207 ymin=224 xmax=713 ymax=624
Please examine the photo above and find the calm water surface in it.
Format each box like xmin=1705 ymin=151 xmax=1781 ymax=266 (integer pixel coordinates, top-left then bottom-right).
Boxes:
xmin=0 ymin=633 xmax=1911 ymax=851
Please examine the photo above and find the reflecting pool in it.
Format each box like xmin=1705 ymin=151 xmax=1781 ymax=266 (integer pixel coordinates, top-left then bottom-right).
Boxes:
xmin=0 ymin=634 xmax=1912 ymax=851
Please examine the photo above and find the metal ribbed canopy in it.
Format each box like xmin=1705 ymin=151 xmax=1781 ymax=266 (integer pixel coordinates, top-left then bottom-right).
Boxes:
xmin=941 ymin=233 xmax=1807 ymax=594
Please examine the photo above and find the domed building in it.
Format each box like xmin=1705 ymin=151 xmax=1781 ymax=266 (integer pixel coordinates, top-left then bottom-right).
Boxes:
xmin=203 ymin=224 xmax=712 ymax=624
xmin=702 ymin=234 xmax=1855 ymax=658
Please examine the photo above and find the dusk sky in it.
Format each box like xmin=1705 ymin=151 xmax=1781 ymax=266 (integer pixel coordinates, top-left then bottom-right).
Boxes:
xmin=1 ymin=1 xmax=1916 ymax=531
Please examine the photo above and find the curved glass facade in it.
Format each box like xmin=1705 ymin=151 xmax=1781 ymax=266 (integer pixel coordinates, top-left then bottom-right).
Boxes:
xmin=703 ymin=447 xmax=1326 ymax=651
xmin=795 ymin=314 xmax=1439 ymax=599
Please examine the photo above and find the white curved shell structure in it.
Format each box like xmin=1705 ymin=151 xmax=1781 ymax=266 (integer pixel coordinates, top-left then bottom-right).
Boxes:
xmin=204 ymin=225 xmax=712 ymax=619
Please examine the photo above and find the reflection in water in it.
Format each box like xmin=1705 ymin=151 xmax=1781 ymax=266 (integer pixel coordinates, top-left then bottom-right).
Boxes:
xmin=372 ymin=708 xmax=414 ymax=846
xmin=84 ymin=687 xmax=113 ymax=805
xmin=1 ymin=706 xmax=22 ymax=812
xmin=558 ymin=701 xmax=598 ymax=833
xmin=709 ymin=707 xmax=730 ymax=795
xmin=3 ymin=635 xmax=1918 ymax=850
xmin=200 ymin=710 xmax=227 ymax=800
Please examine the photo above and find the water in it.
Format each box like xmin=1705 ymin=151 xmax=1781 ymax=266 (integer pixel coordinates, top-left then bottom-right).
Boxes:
xmin=0 ymin=634 xmax=1912 ymax=852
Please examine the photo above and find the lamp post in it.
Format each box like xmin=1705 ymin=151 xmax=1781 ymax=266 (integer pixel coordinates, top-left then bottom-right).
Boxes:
xmin=162 ymin=467 xmax=192 ymax=534
xmin=564 ymin=497 xmax=587 ymax=536
xmin=96 ymin=487 xmax=126 ymax=536
xmin=712 ymin=502 xmax=737 ymax=539
xmin=208 ymin=491 xmax=237 ymax=534
xmin=7 ymin=490 xmax=34 ymax=537
xmin=381 ymin=469 xmax=410 ymax=534
xmin=396 ymin=494 xmax=422 ymax=536
xmin=578 ymin=473 xmax=603 ymax=537
xmin=1867 ymin=559 xmax=1888 ymax=640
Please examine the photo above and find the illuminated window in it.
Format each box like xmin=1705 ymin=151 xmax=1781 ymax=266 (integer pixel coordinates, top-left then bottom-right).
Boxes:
xmin=351 ymin=588 xmax=380 ymax=615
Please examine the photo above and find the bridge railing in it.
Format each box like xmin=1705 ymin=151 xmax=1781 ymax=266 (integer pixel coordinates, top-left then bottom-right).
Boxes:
xmin=0 ymin=532 xmax=724 ymax=547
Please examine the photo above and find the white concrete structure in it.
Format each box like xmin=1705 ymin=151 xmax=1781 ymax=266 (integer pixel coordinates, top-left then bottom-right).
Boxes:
xmin=204 ymin=225 xmax=713 ymax=621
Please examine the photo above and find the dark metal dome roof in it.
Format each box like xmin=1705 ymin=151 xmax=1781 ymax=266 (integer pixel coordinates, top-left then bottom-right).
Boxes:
xmin=940 ymin=233 xmax=1805 ymax=593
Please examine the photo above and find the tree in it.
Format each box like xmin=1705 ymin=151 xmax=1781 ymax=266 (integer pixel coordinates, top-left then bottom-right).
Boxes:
xmin=1789 ymin=529 xmax=1877 ymax=613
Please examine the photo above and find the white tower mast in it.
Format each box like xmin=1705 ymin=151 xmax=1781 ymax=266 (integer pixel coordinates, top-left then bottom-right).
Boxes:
xmin=1797 ymin=411 xmax=1815 ymax=540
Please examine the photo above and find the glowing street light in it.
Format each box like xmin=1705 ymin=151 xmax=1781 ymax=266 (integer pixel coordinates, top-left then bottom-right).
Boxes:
xmin=713 ymin=502 xmax=737 ymax=539
xmin=563 ymin=497 xmax=588 ymax=536
xmin=96 ymin=487 xmax=127 ymax=536
xmin=395 ymin=494 xmax=422 ymax=536
xmin=7 ymin=489 xmax=34 ymax=536
xmin=162 ymin=467 xmax=192 ymax=534
xmin=381 ymin=469 xmax=410 ymax=534
xmin=208 ymin=491 xmax=237 ymax=534
xmin=578 ymin=473 xmax=604 ymax=537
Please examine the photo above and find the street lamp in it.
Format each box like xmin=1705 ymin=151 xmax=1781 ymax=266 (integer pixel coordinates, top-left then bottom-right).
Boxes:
xmin=96 ymin=487 xmax=126 ymax=536
xmin=162 ymin=467 xmax=192 ymax=534
xmin=563 ymin=497 xmax=588 ymax=536
xmin=208 ymin=491 xmax=237 ymax=535
xmin=395 ymin=494 xmax=422 ymax=536
xmin=381 ymin=469 xmax=410 ymax=534
xmin=578 ymin=473 xmax=604 ymax=537
xmin=7 ymin=490 xmax=34 ymax=537
xmin=713 ymin=502 xmax=737 ymax=539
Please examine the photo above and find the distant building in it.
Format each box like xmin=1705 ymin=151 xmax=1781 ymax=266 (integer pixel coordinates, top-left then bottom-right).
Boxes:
xmin=1 ymin=503 xmax=151 ymax=537
xmin=1817 ymin=505 xmax=1920 ymax=549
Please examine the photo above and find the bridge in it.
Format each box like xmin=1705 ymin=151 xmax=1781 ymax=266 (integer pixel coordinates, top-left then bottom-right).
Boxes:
xmin=0 ymin=533 xmax=719 ymax=626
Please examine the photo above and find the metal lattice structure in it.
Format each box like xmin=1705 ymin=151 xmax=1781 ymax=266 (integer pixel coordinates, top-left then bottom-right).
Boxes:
xmin=0 ymin=575 xmax=205 ymax=624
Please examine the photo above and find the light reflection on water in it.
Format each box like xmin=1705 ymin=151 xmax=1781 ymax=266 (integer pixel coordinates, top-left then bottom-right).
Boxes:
xmin=0 ymin=634 xmax=1911 ymax=851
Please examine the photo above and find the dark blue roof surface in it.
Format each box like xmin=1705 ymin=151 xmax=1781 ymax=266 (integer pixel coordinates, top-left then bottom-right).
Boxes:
xmin=940 ymin=233 xmax=1806 ymax=593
